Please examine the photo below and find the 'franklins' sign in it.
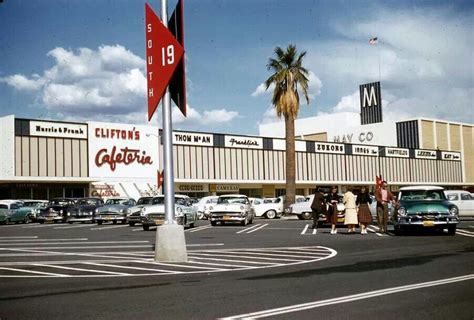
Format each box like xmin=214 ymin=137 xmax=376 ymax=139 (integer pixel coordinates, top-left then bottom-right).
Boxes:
xmin=360 ymin=82 xmax=383 ymax=125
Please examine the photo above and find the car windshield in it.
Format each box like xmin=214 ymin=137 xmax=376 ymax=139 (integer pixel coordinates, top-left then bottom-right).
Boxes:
xmin=400 ymin=190 xmax=446 ymax=201
xmin=0 ymin=204 xmax=8 ymax=209
xmin=151 ymin=197 xmax=188 ymax=205
xmin=137 ymin=197 xmax=153 ymax=205
xmin=23 ymin=201 xmax=47 ymax=207
xmin=50 ymin=200 xmax=72 ymax=206
xmin=77 ymin=199 xmax=99 ymax=206
xmin=218 ymin=197 xmax=247 ymax=204
xmin=106 ymin=199 xmax=129 ymax=205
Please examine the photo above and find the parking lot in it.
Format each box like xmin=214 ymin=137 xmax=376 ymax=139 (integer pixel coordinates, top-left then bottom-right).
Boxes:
xmin=0 ymin=217 xmax=473 ymax=319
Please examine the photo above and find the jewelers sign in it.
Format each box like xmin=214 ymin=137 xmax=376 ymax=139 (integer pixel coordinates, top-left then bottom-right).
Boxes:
xmin=88 ymin=122 xmax=159 ymax=178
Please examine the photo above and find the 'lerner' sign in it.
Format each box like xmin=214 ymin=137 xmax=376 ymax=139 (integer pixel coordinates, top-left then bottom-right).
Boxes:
xmin=385 ymin=147 xmax=409 ymax=158
xmin=88 ymin=122 xmax=159 ymax=178
xmin=29 ymin=121 xmax=88 ymax=139
xmin=173 ymin=132 xmax=213 ymax=146
xmin=225 ymin=135 xmax=263 ymax=149
xmin=415 ymin=149 xmax=437 ymax=160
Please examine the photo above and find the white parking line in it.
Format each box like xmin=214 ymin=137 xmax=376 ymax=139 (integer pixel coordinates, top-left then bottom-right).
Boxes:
xmin=132 ymin=228 xmax=143 ymax=232
xmin=301 ymin=224 xmax=309 ymax=235
xmin=186 ymin=255 xmax=278 ymax=266
xmin=204 ymin=251 xmax=316 ymax=260
xmin=456 ymin=229 xmax=474 ymax=238
xmin=367 ymin=226 xmax=384 ymax=236
xmin=22 ymin=224 xmax=59 ymax=229
xmin=187 ymin=260 xmax=250 ymax=269
xmin=1 ymin=240 xmax=148 ymax=246
xmin=0 ymin=266 xmax=69 ymax=277
xmin=90 ymin=225 xmax=129 ymax=231
xmin=236 ymin=224 xmax=262 ymax=234
xmin=1 ymin=245 xmax=153 ymax=250
xmin=0 ymin=238 xmax=88 ymax=243
xmin=187 ymin=225 xmax=212 ymax=233
xmin=220 ymin=274 xmax=474 ymax=319
xmin=190 ymin=253 xmax=298 ymax=263
xmin=246 ymin=223 xmax=269 ymax=234
xmin=54 ymin=224 xmax=95 ymax=230
xmin=0 ymin=236 xmax=39 ymax=239
xmin=83 ymin=262 xmax=180 ymax=274
xmin=134 ymin=260 xmax=226 ymax=271
xmin=34 ymin=263 xmax=130 ymax=276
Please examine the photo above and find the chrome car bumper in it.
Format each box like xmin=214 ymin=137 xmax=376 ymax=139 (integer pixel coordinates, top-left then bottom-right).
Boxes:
xmin=395 ymin=216 xmax=459 ymax=227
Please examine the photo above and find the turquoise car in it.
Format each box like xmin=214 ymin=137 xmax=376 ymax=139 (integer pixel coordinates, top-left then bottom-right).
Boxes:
xmin=0 ymin=201 xmax=31 ymax=224
xmin=392 ymin=186 xmax=459 ymax=235
xmin=16 ymin=200 xmax=49 ymax=222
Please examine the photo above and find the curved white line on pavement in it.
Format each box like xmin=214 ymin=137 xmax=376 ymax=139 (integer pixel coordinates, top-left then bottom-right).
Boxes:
xmin=0 ymin=246 xmax=337 ymax=278
xmin=220 ymin=274 xmax=474 ymax=319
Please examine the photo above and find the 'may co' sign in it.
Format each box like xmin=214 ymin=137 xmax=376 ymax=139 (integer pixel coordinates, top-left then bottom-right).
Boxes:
xmin=360 ymin=81 xmax=383 ymax=125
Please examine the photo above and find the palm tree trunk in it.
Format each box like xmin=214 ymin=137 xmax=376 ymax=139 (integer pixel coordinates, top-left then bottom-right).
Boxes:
xmin=285 ymin=114 xmax=296 ymax=209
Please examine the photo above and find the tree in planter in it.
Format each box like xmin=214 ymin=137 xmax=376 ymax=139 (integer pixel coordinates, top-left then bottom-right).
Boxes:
xmin=265 ymin=44 xmax=310 ymax=209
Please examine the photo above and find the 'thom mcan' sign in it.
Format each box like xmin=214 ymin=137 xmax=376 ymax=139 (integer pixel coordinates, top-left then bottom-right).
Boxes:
xmin=360 ymin=81 xmax=383 ymax=125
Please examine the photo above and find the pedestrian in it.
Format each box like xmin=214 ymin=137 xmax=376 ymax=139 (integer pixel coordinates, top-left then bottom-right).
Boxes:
xmin=343 ymin=186 xmax=358 ymax=234
xmin=356 ymin=186 xmax=372 ymax=234
xmin=310 ymin=187 xmax=326 ymax=234
xmin=325 ymin=186 xmax=339 ymax=234
xmin=375 ymin=180 xmax=395 ymax=233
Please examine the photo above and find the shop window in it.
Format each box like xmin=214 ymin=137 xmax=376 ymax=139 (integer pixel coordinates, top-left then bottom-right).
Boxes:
xmin=49 ymin=187 xmax=63 ymax=199
xmin=14 ymin=188 xmax=31 ymax=200
xmin=33 ymin=188 xmax=48 ymax=200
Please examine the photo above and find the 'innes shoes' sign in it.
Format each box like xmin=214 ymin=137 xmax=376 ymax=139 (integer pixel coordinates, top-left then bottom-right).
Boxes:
xmin=30 ymin=121 xmax=88 ymax=139
xmin=88 ymin=122 xmax=159 ymax=178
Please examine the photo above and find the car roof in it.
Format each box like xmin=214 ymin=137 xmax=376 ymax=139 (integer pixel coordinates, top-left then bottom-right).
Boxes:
xmin=399 ymin=186 xmax=445 ymax=191
xmin=218 ymin=194 xmax=248 ymax=198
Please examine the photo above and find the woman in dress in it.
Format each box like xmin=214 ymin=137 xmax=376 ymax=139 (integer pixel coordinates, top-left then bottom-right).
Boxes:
xmin=356 ymin=186 xmax=372 ymax=234
xmin=343 ymin=186 xmax=358 ymax=234
xmin=325 ymin=186 xmax=339 ymax=234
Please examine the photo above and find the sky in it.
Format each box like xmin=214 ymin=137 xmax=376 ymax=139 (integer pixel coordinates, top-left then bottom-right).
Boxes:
xmin=0 ymin=0 xmax=473 ymax=135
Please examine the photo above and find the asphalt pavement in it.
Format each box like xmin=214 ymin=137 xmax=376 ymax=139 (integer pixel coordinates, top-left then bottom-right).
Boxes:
xmin=0 ymin=217 xmax=473 ymax=320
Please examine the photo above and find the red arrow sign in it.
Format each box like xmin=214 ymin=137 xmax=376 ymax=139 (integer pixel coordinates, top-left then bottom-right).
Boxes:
xmin=145 ymin=3 xmax=184 ymax=121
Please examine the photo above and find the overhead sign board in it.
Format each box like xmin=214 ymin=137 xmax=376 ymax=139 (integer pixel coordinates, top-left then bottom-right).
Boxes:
xmin=29 ymin=121 xmax=87 ymax=139
xmin=415 ymin=149 xmax=437 ymax=160
xmin=173 ymin=132 xmax=213 ymax=146
xmin=225 ymin=135 xmax=263 ymax=149
xmin=385 ymin=147 xmax=409 ymax=158
xmin=352 ymin=145 xmax=379 ymax=156
xmin=145 ymin=3 xmax=184 ymax=121
xmin=360 ymin=81 xmax=383 ymax=125
xmin=441 ymin=151 xmax=461 ymax=161
xmin=314 ymin=142 xmax=345 ymax=154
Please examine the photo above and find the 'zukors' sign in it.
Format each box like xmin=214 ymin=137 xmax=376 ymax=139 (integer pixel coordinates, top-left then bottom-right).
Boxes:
xmin=360 ymin=82 xmax=383 ymax=125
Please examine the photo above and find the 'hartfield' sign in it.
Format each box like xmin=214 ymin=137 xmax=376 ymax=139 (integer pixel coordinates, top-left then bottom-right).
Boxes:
xmin=385 ymin=147 xmax=409 ymax=158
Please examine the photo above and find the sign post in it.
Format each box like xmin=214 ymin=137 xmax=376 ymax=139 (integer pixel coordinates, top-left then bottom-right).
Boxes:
xmin=145 ymin=1 xmax=187 ymax=262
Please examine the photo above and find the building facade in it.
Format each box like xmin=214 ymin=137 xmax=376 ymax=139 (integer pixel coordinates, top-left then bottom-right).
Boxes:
xmin=0 ymin=114 xmax=471 ymax=200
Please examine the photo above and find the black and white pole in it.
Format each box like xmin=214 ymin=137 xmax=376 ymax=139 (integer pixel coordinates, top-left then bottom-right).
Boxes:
xmin=154 ymin=0 xmax=187 ymax=263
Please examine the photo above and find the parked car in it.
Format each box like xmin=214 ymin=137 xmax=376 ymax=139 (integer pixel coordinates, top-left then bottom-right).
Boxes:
xmin=194 ymin=196 xmax=218 ymax=220
xmin=0 ymin=200 xmax=28 ymax=224
xmin=37 ymin=198 xmax=77 ymax=223
xmin=17 ymin=200 xmax=48 ymax=222
xmin=444 ymin=190 xmax=474 ymax=217
xmin=250 ymin=196 xmax=284 ymax=219
xmin=67 ymin=197 xmax=104 ymax=224
xmin=140 ymin=195 xmax=198 ymax=231
xmin=288 ymin=194 xmax=345 ymax=223
xmin=95 ymin=197 xmax=136 ymax=225
xmin=209 ymin=194 xmax=254 ymax=226
xmin=126 ymin=196 xmax=155 ymax=226
xmin=392 ymin=186 xmax=459 ymax=235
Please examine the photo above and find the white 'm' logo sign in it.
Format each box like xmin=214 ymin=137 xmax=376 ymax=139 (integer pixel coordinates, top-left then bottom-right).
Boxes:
xmin=362 ymin=85 xmax=378 ymax=108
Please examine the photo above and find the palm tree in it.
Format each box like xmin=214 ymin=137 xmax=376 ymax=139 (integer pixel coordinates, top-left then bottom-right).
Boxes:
xmin=265 ymin=44 xmax=310 ymax=209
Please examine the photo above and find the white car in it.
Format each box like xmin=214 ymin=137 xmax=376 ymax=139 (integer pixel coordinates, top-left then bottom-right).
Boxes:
xmin=140 ymin=194 xmax=198 ymax=231
xmin=209 ymin=194 xmax=254 ymax=226
xmin=194 ymin=196 xmax=218 ymax=220
xmin=250 ymin=197 xmax=284 ymax=219
xmin=444 ymin=190 xmax=474 ymax=217
xmin=289 ymin=194 xmax=345 ymax=222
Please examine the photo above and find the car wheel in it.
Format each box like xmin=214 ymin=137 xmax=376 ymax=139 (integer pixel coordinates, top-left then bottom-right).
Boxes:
xmin=24 ymin=215 xmax=31 ymax=224
xmin=447 ymin=225 xmax=456 ymax=235
xmin=265 ymin=210 xmax=277 ymax=219
xmin=241 ymin=217 xmax=248 ymax=226
xmin=97 ymin=221 xmax=103 ymax=225
xmin=121 ymin=220 xmax=126 ymax=224
xmin=129 ymin=222 xmax=136 ymax=226
xmin=189 ymin=222 xmax=195 ymax=228
xmin=39 ymin=220 xmax=44 ymax=224
xmin=296 ymin=214 xmax=303 ymax=220
xmin=301 ymin=212 xmax=312 ymax=220
xmin=68 ymin=221 xmax=73 ymax=224
xmin=211 ymin=221 xmax=217 ymax=226
xmin=143 ymin=225 xmax=150 ymax=231
xmin=113 ymin=220 xmax=117 ymax=225
xmin=394 ymin=225 xmax=404 ymax=236
xmin=5 ymin=218 xmax=10 ymax=225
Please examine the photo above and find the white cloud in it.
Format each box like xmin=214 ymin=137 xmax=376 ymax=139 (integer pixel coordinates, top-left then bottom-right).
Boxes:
xmin=251 ymin=83 xmax=272 ymax=97
xmin=258 ymin=105 xmax=281 ymax=125
xmin=172 ymin=105 xmax=239 ymax=128
xmin=0 ymin=74 xmax=44 ymax=91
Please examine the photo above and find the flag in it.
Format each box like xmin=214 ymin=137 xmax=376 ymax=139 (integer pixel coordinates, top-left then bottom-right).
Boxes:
xmin=369 ymin=37 xmax=378 ymax=45
xmin=375 ymin=175 xmax=383 ymax=189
